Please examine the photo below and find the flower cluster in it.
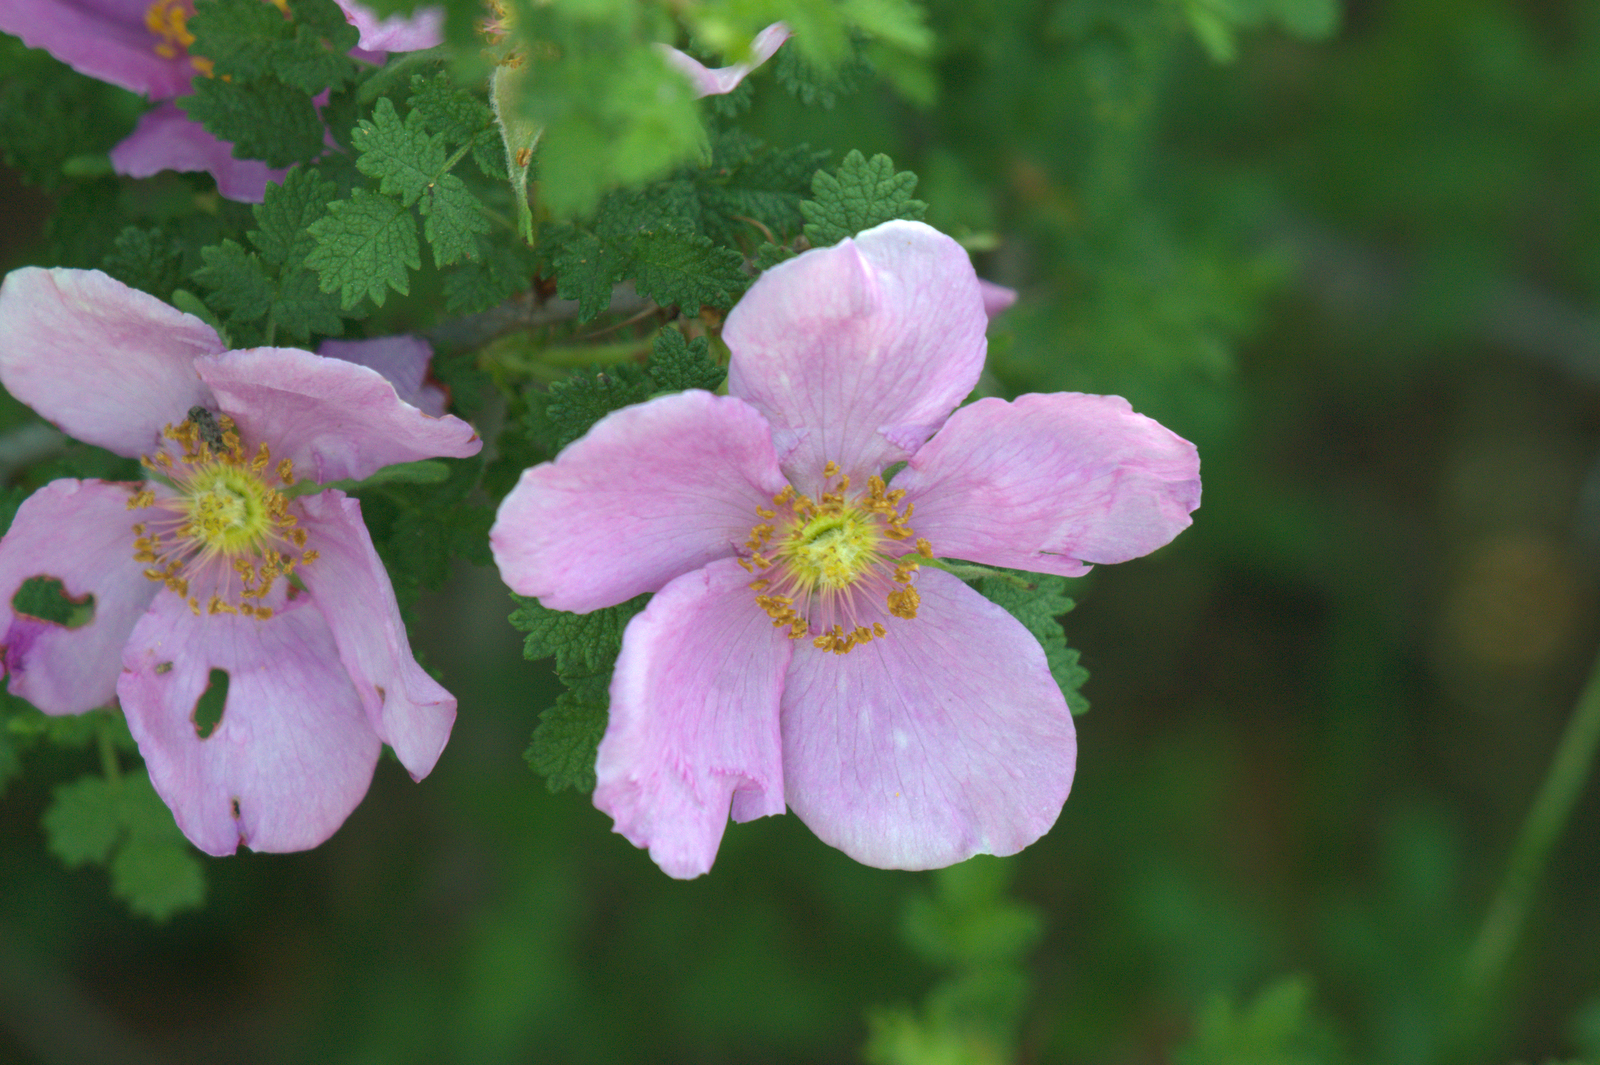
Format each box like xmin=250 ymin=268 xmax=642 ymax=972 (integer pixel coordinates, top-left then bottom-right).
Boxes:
xmin=0 ymin=268 xmax=480 ymax=854
xmin=491 ymin=221 xmax=1201 ymax=878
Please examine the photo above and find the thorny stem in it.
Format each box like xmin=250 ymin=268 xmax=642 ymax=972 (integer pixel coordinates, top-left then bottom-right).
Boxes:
xmin=1462 ymin=639 xmax=1600 ymax=999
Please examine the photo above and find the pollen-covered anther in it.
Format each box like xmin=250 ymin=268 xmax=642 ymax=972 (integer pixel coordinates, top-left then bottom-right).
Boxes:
xmin=743 ymin=462 xmax=931 ymax=653
xmin=126 ymin=418 xmax=316 ymax=619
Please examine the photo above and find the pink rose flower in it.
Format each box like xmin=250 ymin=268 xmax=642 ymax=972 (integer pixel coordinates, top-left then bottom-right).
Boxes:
xmin=0 ymin=0 xmax=444 ymax=201
xmin=490 ymin=220 xmax=1200 ymax=878
xmin=0 ymin=267 xmax=480 ymax=855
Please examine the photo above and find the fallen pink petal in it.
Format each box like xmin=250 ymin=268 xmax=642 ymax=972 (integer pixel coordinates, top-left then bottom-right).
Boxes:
xmin=491 ymin=220 xmax=1201 ymax=878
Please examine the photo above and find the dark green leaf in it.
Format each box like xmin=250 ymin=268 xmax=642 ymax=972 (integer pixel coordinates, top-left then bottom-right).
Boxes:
xmin=306 ymin=188 xmax=420 ymax=308
xmin=629 ymin=226 xmax=749 ymax=315
xmin=180 ymin=75 xmax=326 ymax=167
xmin=250 ymin=166 xmax=336 ymax=267
xmin=801 ymin=149 xmax=927 ymax=246
xmin=648 ymin=327 xmax=725 ymax=393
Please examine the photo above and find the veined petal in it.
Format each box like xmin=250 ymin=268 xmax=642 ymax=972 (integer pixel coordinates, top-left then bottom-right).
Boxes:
xmin=596 ymin=558 xmax=792 ymax=879
xmin=119 ymin=591 xmax=381 ymax=856
xmin=196 ymin=346 xmax=481 ymax=484
xmin=780 ymin=568 xmax=1074 ymax=870
xmin=110 ymin=102 xmax=286 ymax=204
xmin=294 ymin=491 xmax=455 ymax=779
xmin=491 ymin=391 xmax=787 ymax=614
xmin=657 ymin=22 xmax=790 ymax=97
xmin=0 ymin=480 xmax=158 ymax=715
xmin=0 ymin=0 xmax=197 ymax=99
xmin=0 ymin=268 xmax=221 ymax=457
xmin=725 ymin=220 xmax=987 ymax=494
xmin=897 ymin=393 xmax=1201 ymax=576
xmin=335 ymin=0 xmax=444 ymax=56
xmin=318 ymin=335 xmax=446 ymax=417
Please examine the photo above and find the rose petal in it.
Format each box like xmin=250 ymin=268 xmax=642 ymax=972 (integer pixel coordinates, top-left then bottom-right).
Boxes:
xmin=0 ymin=0 xmax=197 ymax=99
xmin=318 ymin=335 xmax=446 ymax=417
xmin=979 ymin=278 xmax=1017 ymax=319
xmin=0 ymin=268 xmax=222 ymax=457
xmin=491 ymin=390 xmax=787 ymax=614
xmin=335 ymin=0 xmax=444 ymax=56
xmin=779 ymin=568 xmax=1075 ymax=869
xmin=725 ymin=220 xmax=988 ymax=494
xmin=0 ymin=480 xmax=158 ymax=715
xmin=596 ymin=558 xmax=792 ymax=878
xmin=196 ymin=346 xmax=480 ymax=484
xmin=110 ymin=102 xmax=287 ymax=203
xmin=897 ymin=393 xmax=1201 ymax=576
xmin=119 ymin=591 xmax=381 ymax=855
xmin=294 ymin=491 xmax=455 ymax=779
xmin=657 ymin=21 xmax=791 ymax=97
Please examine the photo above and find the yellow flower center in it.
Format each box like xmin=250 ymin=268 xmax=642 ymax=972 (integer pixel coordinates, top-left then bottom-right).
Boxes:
xmin=127 ymin=410 xmax=317 ymax=620
xmin=741 ymin=461 xmax=933 ymax=655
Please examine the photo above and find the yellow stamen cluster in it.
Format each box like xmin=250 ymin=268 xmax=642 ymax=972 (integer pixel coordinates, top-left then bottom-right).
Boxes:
xmin=740 ymin=461 xmax=929 ymax=655
xmin=127 ymin=413 xmax=315 ymax=620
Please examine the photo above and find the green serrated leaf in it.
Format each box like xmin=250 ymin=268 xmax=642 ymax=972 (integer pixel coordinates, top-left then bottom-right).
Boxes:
xmin=408 ymin=71 xmax=496 ymax=152
xmin=536 ymin=364 xmax=654 ymax=451
xmin=509 ymin=593 xmax=650 ymax=676
xmin=443 ymin=238 xmax=535 ymax=317
xmin=629 ymin=226 xmax=749 ymax=315
xmin=250 ymin=166 xmax=336 ymax=267
xmin=270 ymin=266 xmax=350 ymax=341
xmin=195 ymin=240 xmax=277 ymax=322
xmin=180 ymin=75 xmax=326 ymax=167
xmin=524 ymin=680 xmax=610 ymax=793
xmin=801 ymin=149 xmax=927 ymax=246
xmin=189 ymin=0 xmax=357 ymax=93
xmin=354 ymin=97 xmax=447 ymax=207
xmin=421 ymin=174 xmax=489 ymax=267
xmin=306 ymin=188 xmax=420 ymax=308
xmin=42 ymin=774 xmax=123 ymax=868
xmin=970 ymin=569 xmax=1089 ymax=714
xmin=510 ymin=594 xmax=650 ymax=794
xmin=648 ymin=327 xmax=725 ymax=393
xmin=103 ymin=227 xmax=184 ymax=300
xmin=546 ymin=229 xmax=625 ymax=323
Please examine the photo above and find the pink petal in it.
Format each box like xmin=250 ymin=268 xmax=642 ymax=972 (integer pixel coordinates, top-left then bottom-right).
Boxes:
xmin=0 ymin=480 xmax=158 ymax=715
xmin=779 ymin=568 xmax=1075 ymax=869
xmin=491 ymin=391 xmax=787 ymax=614
xmin=725 ymin=220 xmax=988 ymax=496
xmin=318 ymin=335 xmax=447 ymax=417
xmin=0 ymin=268 xmax=221 ymax=458
xmin=293 ymin=490 xmax=455 ymax=779
xmin=110 ymin=103 xmax=287 ymax=203
xmin=596 ymin=558 xmax=792 ymax=878
xmin=897 ymin=392 xmax=1201 ymax=577
xmin=979 ymin=279 xmax=1017 ymax=319
xmin=118 ymin=590 xmax=381 ymax=855
xmin=0 ymin=0 xmax=197 ymax=99
xmin=334 ymin=0 xmax=444 ymax=56
xmin=657 ymin=22 xmax=791 ymax=97
xmin=195 ymin=346 xmax=481 ymax=484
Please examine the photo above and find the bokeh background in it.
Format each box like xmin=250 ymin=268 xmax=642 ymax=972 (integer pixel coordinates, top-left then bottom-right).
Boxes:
xmin=3 ymin=0 xmax=1599 ymax=1061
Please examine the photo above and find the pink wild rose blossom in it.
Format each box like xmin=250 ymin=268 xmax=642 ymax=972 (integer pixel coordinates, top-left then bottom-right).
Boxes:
xmin=0 ymin=267 xmax=481 ymax=855
xmin=0 ymin=0 xmax=444 ymax=202
xmin=656 ymin=22 xmax=791 ymax=97
xmin=490 ymin=220 xmax=1200 ymax=878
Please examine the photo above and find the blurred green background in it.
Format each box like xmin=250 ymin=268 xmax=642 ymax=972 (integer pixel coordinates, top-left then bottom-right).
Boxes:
xmin=3 ymin=0 xmax=1600 ymax=1061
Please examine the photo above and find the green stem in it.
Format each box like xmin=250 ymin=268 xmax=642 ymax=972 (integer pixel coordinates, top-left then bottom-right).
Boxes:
xmin=96 ymin=722 xmax=120 ymax=788
xmin=1463 ymin=640 xmax=1600 ymax=996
